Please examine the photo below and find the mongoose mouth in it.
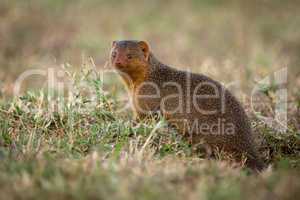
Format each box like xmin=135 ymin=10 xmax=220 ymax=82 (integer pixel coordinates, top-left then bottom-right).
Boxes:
xmin=113 ymin=63 xmax=128 ymax=70
xmin=113 ymin=64 xmax=135 ymax=75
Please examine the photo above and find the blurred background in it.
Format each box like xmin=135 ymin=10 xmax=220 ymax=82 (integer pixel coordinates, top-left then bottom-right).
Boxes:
xmin=0 ymin=0 xmax=300 ymax=98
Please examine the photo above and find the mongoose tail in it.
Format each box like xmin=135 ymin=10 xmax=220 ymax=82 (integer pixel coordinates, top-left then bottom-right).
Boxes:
xmin=245 ymin=149 xmax=266 ymax=172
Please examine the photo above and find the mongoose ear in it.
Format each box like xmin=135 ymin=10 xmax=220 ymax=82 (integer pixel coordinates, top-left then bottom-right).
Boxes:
xmin=112 ymin=41 xmax=118 ymax=47
xmin=138 ymin=41 xmax=150 ymax=60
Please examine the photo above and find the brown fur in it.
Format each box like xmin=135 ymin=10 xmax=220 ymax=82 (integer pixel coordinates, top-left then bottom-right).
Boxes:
xmin=110 ymin=40 xmax=266 ymax=172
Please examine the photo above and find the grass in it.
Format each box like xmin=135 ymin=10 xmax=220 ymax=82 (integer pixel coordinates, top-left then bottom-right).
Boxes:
xmin=0 ymin=0 xmax=300 ymax=199
xmin=0 ymin=64 xmax=300 ymax=200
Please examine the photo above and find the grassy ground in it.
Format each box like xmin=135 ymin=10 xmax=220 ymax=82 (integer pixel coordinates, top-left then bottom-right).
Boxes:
xmin=0 ymin=0 xmax=300 ymax=199
xmin=0 ymin=65 xmax=299 ymax=200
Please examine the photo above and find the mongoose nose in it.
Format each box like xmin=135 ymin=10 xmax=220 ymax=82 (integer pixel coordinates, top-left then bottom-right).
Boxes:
xmin=115 ymin=61 xmax=122 ymax=66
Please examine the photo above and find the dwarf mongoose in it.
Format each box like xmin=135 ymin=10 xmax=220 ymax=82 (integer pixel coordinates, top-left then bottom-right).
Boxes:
xmin=109 ymin=40 xmax=265 ymax=171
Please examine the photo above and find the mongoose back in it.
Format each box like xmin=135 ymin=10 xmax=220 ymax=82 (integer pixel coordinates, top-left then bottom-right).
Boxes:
xmin=110 ymin=40 xmax=265 ymax=172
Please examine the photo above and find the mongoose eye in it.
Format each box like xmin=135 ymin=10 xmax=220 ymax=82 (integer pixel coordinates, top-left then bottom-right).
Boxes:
xmin=111 ymin=52 xmax=117 ymax=58
xmin=127 ymin=54 xmax=133 ymax=59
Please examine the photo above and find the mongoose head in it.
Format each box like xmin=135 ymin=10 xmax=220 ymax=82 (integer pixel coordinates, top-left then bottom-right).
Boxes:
xmin=110 ymin=40 xmax=150 ymax=73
